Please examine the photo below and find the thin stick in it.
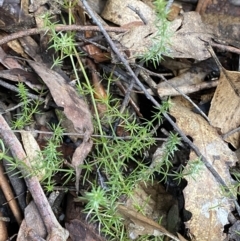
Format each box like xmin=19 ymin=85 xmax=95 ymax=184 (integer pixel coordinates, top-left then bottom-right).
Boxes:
xmin=222 ymin=126 xmax=240 ymax=140
xmin=0 ymin=79 xmax=45 ymax=102
xmin=0 ymin=128 xmax=167 ymax=141
xmin=211 ymin=42 xmax=240 ymax=55
xmin=0 ymin=25 xmax=127 ymax=46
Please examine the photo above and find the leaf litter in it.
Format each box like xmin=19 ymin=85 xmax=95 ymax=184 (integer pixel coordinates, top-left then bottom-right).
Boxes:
xmin=0 ymin=0 xmax=239 ymax=240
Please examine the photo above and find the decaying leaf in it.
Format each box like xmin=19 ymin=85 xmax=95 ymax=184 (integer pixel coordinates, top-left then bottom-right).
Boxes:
xmin=125 ymin=182 xmax=177 ymax=228
xmin=101 ymin=0 xmax=155 ymax=26
xmin=109 ymin=9 xmax=213 ymax=61
xmin=0 ymin=47 xmax=23 ymax=69
xmin=169 ymin=12 xmax=212 ymax=60
xmin=17 ymin=202 xmax=47 ymax=241
xmin=119 ymin=181 xmax=181 ymax=240
xmin=209 ymin=68 xmax=240 ymax=149
xmin=170 ymin=97 xmax=236 ymax=241
xmin=157 ymin=58 xmax=219 ymax=97
xmin=202 ymin=14 xmax=240 ymax=49
xmin=21 ymin=131 xmax=45 ymax=181
xmin=25 ymin=60 xmax=93 ymax=192
xmin=66 ymin=219 xmax=107 ymax=241
xmin=117 ymin=204 xmax=180 ymax=241
xmin=0 ymin=3 xmax=34 ymax=32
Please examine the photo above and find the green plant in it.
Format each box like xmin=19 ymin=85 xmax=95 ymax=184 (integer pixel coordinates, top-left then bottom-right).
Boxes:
xmin=141 ymin=0 xmax=172 ymax=67
xmin=173 ymin=157 xmax=204 ymax=183
xmin=4 ymin=122 xmax=74 ymax=191
xmin=39 ymin=4 xmax=184 ymax=239
xmin=12 ymin=82 xmax=42 ymax=129
xmin=39 ymin=123 xmax=75 ymax=191
xmin=6 ymin=2 xmax=195 ymax=240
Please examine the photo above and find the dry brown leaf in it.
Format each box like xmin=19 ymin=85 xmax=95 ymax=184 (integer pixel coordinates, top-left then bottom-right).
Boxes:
xmin=0 ymin=163 xmax=22 ymax=225
xmin=125 ymin=182 xmax=177 ymax=229
xmin=86 ymin=59 xmax=108 ymax=117
xmin=102 ymin=0 xmax=158 ymax=60
xmin=21 ymin=131 xmax=45 ymax=181
xmin=25 ymin=60 xmax=93 ymax=192
xmin=117 ymin=205 xmax=180 ymax=241
xmin=18 ymin=36 xmax=43 ymax=63
xmin=208 ymin=69 xmax=240 ymax=149
xmin=7 ymin=39 xmax=28 ymax=59
xmin=0 ymin=47 xmax=23 ymax=69
xmin=169 ymin=12 xmax=212 ymax=60
xmin=66 ymin=219 xmax=107 ymax=241
xmin=157 ymin=58 xmax=218 ymax=97
xmin=101 ymin=0 xmax=155 ymax=26
xmin=21 ymin=0 xmax=29 ymax=15
xmin=167 ymin=3 xmax=182 ymax=21
xmin=0 ymin=3 xmax=34 ymax=32
xmin=202 ymin=14 xmax=240 ymax=49
xmin=0 ymin=68 xmax=43 ymax=90
xmin=17 ymin=202 xmax=47 ymax=241
xmin=111 ymin=11 xmax=212 ymax=61
xmin=170 ymin=97 xmax=236 ymax=241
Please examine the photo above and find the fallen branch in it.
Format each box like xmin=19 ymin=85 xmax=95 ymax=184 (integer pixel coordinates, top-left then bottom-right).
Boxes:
xmin=0 ymin=115 xmax=69 ymax=241
xmin=0 ymin=25 xmax=127 ymax=46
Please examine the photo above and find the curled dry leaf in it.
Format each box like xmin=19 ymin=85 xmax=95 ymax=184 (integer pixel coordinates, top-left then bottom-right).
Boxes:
xmin=170 ymin=97 xmax=236 ymax=241
xmin=209 ymin=68 xmax=240 ymax=149
xmin=26 ymin=60 xmax=93 ymax=192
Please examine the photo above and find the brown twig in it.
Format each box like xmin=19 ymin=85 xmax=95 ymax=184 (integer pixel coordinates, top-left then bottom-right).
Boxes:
xmin=211 ymin=42 xmax=240 ymax=55
xmin=195 ymin=0 xmax=212 ymax=14
xmin=0 ymin=25 xmax=127 ymax=46
xmin=0 ymin=210 xmax=8 ymax=241
xmin=0 ymin=163 xmax=22 ymax=225
xmin=0 ymin=116 xmax=69 ymax=241
xmin=0 ymin=79 xmax=45 ymax=102
xmin=0 ymin=128 xmax=167 ymax=141
xmin=222 ymin=126 xmax=240 ymax=140
xmin=81 ymin=0 xmax=240 ymax=215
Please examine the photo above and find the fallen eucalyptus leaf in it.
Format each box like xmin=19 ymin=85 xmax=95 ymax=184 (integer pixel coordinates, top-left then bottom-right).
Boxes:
xmin=170 ymin=97 xmax=236 ymax=241
xmin=25 ymin=60 xmax=93 ymax=192
xmin=209 ymin=68 xmax=240 ymax=149
xmin=21 ymin=131 xmax=45 ymax=181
